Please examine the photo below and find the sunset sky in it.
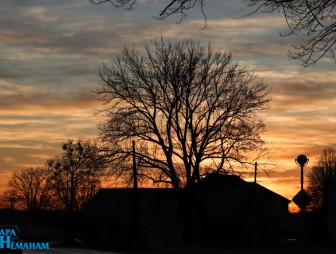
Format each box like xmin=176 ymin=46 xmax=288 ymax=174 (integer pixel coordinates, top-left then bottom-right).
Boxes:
xmin=0 ymin=0 xmax=335 ymax=211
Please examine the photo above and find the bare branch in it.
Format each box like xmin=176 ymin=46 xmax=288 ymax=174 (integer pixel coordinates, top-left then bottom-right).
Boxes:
xmin=247 ymin=0 xmax=336 ymax=66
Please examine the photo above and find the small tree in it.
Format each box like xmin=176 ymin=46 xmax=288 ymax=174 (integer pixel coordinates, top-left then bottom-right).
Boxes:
xmin=6 ymin=167 xmax=53 ymax=210
xmin=0 ymin=190 xmax=18 ymax=209
xmin=96 ymin=38 xmax=270 ymax=188
xmin=308 ymin=147 xmax=336 ymax=211
xmin=47 ymin=139 xmax=107 ymax=211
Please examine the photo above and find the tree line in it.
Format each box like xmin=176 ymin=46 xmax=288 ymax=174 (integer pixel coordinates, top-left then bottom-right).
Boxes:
xmin=1 ymin=139 xmax=107 ymax=211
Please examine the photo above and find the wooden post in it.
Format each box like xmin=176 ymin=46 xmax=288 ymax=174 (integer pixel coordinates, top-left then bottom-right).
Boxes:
xmin=132 ymin=140 xmax=139 ymax=248
xmin=133 ymin=140 xmax=137 ymax=189
xmin=254 ymin=162 xmax=257 ymax=183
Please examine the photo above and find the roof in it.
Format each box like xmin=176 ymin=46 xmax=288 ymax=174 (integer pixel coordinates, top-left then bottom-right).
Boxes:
xmin=199 ymin=173 xmax=291 ymax=204
xmin=194 ymin=173 xmax=291 ymax=215
xmin=83 ymin=173 xmax=290 ymax=218
xmin=83 ymin=188 xmax=179 ymax=219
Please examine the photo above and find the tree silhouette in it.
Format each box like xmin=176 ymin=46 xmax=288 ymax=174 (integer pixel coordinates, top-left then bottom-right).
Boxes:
xmin=6 ymin=167 xmax=54 ymax=210
xmin=0 ymin=190 xmax=18 ymax=209
xmin=47 ymin=139 xmax=107 ymax=211
xmin=96 ymin=38 xmax=270 ymax=188
xmin=308 ymin=147 xmax=336 ymax=211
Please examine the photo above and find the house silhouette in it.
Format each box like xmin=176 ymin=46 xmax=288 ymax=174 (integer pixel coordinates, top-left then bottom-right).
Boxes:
xmin=82 ymin=173 xmax=290 ymax=248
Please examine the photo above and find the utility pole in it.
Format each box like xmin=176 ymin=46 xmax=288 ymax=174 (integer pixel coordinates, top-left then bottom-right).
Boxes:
xmin=254 ymin=162 xmax=257 ymax=183
xmin=132 ymin=140 xmax=139 ymax=249
xmin=132 ymin=140 xmax=137 ymax=189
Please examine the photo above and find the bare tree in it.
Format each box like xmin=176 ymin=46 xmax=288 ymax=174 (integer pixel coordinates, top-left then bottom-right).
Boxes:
xmin=308 ymin=147 xmax=336 ymax=211
xmin=47 ymin=139 xmax=107 ymax=211
xmin=6 ymin=167 xmax=54 ymax=210
xmin=96 ymin=38 xmax=270 ymax=189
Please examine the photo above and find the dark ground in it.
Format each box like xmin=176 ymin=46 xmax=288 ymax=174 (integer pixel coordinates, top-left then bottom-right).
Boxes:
xmin=23 ymin=244 xmax=336 ymax=254
xmin=2 ymin=209 xmax=336 ymax=254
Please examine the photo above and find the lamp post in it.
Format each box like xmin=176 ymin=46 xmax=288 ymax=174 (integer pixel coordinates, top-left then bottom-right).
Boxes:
xmin=295 ymin=154 xmax=309 ymax=191
xmin=292 ymin=154 xmax=311 ymax=212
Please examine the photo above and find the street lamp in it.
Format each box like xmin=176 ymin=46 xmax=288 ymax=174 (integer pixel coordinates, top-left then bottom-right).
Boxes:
xmin=295 ymin=154 xmax=309 ymax=191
